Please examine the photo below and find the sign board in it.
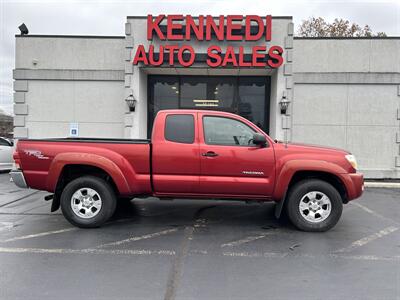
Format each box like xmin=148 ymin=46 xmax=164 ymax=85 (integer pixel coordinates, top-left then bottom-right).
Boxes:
xmin=133 ymin=15 xmax=283 ymax=68
xmin=69 ymin=123 xmax=79 ymax=137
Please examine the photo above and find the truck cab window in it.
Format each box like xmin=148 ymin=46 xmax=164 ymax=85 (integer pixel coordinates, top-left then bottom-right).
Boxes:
xmin=165 ymin=114 xmax=195 ymax=144
xmin=203 ymin=116 xmax=256 ymax=146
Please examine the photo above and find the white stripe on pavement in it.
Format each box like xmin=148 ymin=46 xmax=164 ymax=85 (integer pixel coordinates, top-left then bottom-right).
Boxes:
xmin=221 ymin=232 xmax=275 ymax=248
xmin=2 ymin=228 xmax=77 ymax=243
xmin=0 ymin=247 xmax=175 ymax=256
xmin=351 ymin=202 xmax=400 ymax=225
xmin=335 ymin=226 xmax=399 ymax=253
xmin=0 ymin=222 xmax=16 ymax=232
xmin=95 ymin=228 xmax=179 ymax=248
xmin=0 ymin=247 xmax=398 ymax=262
xmin=222 ymin=251 xmax=286 ymax=258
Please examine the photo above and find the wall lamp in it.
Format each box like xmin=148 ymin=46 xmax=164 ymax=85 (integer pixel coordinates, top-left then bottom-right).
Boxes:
xmin=279 ymin=95 xmax=290 ymax=115
xmin=125 ymin=94 xmax=136 ymax=112
xmin=18 ymin=23 xmax=29 ymax=35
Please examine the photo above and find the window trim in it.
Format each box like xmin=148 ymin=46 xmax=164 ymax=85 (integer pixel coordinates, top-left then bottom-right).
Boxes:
xmin=202 ymin=115 xmax=267 ymax=147
xmin=164 ymin=114 xmax=195 ymax=144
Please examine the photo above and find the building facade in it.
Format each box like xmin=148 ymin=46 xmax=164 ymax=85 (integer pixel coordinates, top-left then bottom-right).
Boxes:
xmin=13 ymin=15 xmax=400 ymax=178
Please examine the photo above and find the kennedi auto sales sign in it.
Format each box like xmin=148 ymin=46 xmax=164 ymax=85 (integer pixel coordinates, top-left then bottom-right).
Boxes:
xmin=133 ymin=15 xmax=284 ymax=68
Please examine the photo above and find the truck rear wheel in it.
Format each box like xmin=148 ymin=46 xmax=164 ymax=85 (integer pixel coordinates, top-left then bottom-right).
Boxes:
xmin=285 ymin=179 xmax=343 ymax=232
xmin=60 ymin=176 xmax=116 ymax=228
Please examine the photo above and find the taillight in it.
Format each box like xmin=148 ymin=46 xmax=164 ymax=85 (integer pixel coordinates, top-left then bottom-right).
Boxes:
xmin=13 ymin=151 xmax=21 ymax=169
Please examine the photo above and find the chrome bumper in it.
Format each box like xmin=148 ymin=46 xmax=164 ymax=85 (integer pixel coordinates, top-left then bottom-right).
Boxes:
xmin=10 ymin=170 xmax=28 ymax=189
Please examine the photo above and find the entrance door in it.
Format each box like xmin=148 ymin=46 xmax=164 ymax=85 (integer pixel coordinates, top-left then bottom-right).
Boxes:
xmin=198 ymin=112 xmax=275 ymax=197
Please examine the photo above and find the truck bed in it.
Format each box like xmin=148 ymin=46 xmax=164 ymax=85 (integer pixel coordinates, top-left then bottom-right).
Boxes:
xmin=15 ymin=137 xmax=152 ymax=195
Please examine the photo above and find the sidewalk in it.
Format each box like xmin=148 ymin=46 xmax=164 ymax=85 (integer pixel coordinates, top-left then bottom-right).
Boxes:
xmin=364 ymin=181 xmax=400 ymax=189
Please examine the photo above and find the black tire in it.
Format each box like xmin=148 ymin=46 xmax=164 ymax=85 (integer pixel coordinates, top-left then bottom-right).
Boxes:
xmin=285 ymin=179 xmax=343 ymax=232
xmin=60 ymin=176 xmax=117 ymax=228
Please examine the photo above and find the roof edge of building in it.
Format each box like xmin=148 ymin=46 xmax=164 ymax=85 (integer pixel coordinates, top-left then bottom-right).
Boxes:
xmin=15 ymin=34 xmax=125 ymax=39
xmin=294 ymin=36 xmax=400 ymax=40
xmin=127 ymin=15 xmax=293 ymax=20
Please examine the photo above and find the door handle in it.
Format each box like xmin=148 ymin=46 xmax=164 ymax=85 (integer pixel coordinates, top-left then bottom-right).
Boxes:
xmin=202 ymin=151 xmax=218 ymax=157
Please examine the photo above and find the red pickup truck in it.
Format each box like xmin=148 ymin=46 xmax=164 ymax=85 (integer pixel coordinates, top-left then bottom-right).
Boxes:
xmin=10 ymin=110 xmax=363 ymax=231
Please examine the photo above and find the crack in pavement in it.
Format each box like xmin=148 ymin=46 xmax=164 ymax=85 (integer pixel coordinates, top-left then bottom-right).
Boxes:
xmin=163 ymin=205 xmax=216 ymax=300
xmin=0 ymin=191 xmax=41 ymax=208
xmin=163 ymin=225 xmax=194 ymax=300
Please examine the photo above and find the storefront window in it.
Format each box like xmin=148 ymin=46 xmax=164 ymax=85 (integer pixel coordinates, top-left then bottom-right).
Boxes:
xmin=238 ymin=77 xmax=266 ymax=130
xmin=148 ymin=76 xmax=179 ymax=134
xmin=148 ymin=76 xmax=270 ymax=137
xmin=181 ymin=78 xmax=207 ymax=108
xmin=208 ymin=78 xmax=235 ymax=111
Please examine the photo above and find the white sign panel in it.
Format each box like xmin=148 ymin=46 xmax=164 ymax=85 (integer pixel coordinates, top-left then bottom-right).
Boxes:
xmin=69 ymin=123 xmax=79 ymax=137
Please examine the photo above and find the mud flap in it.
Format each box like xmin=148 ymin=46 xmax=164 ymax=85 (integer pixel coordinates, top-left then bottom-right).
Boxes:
xmin=51 ymin=195 xmax=60 ymax=212
xmin=274 ymin=190 xmax=287 ymax=219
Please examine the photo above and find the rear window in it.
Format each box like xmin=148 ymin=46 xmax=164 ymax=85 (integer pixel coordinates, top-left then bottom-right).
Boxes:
xmin=165 ymin=114 xmax=195 ymax=144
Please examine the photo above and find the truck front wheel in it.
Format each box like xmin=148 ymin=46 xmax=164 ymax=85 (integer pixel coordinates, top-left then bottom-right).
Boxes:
xmin=285 ymin=179 xmax=343 ymax=232
xmin=60 ymin=176 xmax=117 ymax=228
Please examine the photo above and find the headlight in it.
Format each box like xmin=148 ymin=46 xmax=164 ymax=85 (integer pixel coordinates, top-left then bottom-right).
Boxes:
xmin=345 ymin=154 xmax=358 ymax=170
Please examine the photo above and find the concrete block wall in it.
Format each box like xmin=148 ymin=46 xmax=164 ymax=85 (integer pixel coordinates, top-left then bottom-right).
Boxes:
xmin=124 ymin=23 xmax=135 ymax=138
xmin=293 ymin=38 xmax=400 ymax=178
xmin=125 ymin=18 xmax=149 ymax=139
xmin=282 ymin=22 xmax=294 ymax=142
xmin=13 ymin=36 xmax=126 ymax=139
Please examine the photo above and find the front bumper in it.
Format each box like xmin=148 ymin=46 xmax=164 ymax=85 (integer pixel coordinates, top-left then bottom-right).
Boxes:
xmin=342 ymin=172 xmax=364 ymax=201
xmin=10 ymin=170 xmax=28 ymax=189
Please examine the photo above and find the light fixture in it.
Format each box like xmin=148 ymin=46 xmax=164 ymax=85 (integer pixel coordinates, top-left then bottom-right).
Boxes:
xmin=279 ymin=94 xmax=290 ymax=115
xmin=125 ymin=94 xmax=136 ymax=112
xmin=18 ymin=23 xmax=29 ymax=35
xmin=172 ymin=86 xmax=177 ymax=90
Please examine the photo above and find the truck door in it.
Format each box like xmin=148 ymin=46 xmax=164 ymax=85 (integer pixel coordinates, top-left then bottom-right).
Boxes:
xmin=152 ymin=112 xmax=200 ymax=194
xmin=198 ymin=113 xmax=275 ymax=197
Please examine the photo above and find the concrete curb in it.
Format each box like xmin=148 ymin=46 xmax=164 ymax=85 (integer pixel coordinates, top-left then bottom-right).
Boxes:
xmin=364 ymin=182 xmax=400 ymax=189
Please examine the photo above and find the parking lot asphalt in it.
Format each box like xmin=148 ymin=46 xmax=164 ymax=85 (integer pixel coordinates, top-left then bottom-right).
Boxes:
xmin=0 ymin=172 xmax=399 ymax=300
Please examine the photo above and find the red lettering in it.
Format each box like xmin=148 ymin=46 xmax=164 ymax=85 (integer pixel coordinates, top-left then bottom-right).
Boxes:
xmin=133 ymin=45 xmax=149 ymax=65
xmin=147 ymin=14 xmax=165 ymax=40
xmin=265 ymin=15 xmax=272 ymax=41
xmin=148 ymin=45 xmax=163 ymax=66
xmin=206 ymin=15 xmax=224 ymax=41
xmin=222 ymin=46 xmax=238 ymax=66
xmin=167 ymin=15 xmax=184 ymax=40
xmin=267 ymin=45 xmax=283 ymax=68
xmin=245 ymin=15 xmax=264 ymax=41
xmin=207 ymin=45 xmax=222 ymax=67
xmin=226 ymin=15 xmax=243 ymax=41
xmin=238 ymin=46 xmax=251 ymax=67
xmin=164 ymin=45 xmax=179 ymax=66
xmin=186 ymin=15 xmax=204 ymax=40
xmin=178 ymin=45 xmax=195 ymax=67
xmin=252 ymin=46 xmax=266 ymax=67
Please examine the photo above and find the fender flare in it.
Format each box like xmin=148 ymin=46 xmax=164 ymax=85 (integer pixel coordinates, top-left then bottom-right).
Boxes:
xmin=273 ymin=160 xmax=347 ymax=218
xmin=46 ymin=152 xmax=133 ymax=195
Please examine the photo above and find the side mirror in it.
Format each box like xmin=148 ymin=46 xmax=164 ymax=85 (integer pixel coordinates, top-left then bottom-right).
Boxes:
xmin=252 ymin=133 xmax=267 ymax=146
